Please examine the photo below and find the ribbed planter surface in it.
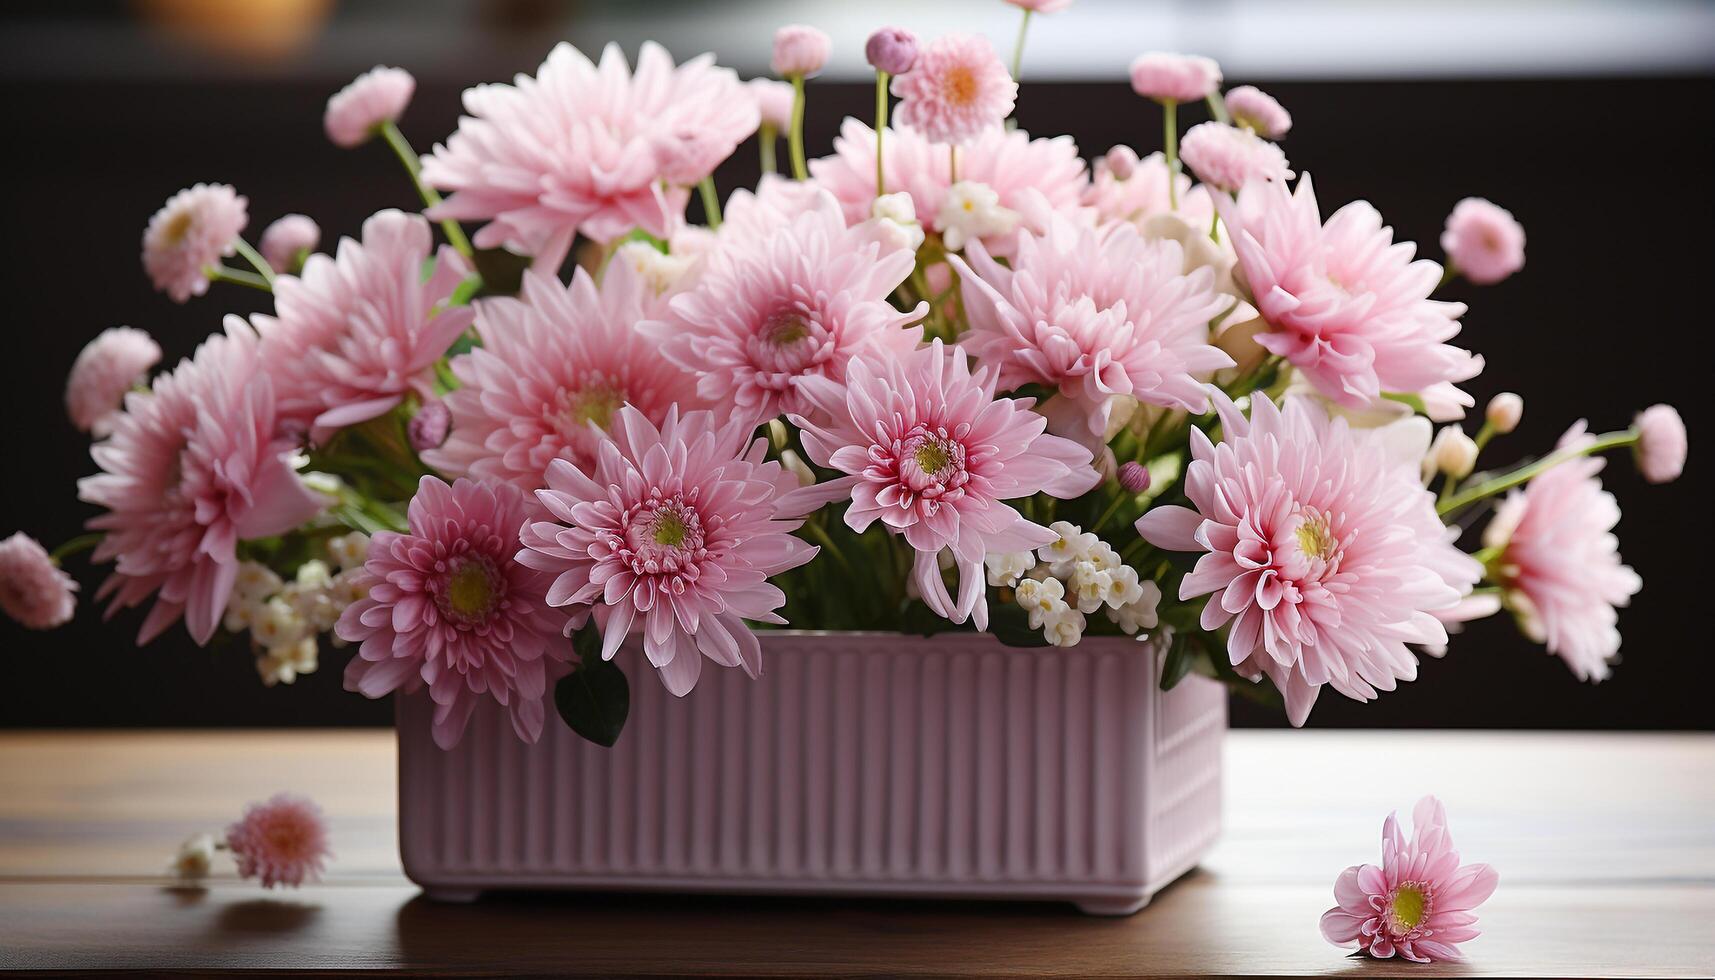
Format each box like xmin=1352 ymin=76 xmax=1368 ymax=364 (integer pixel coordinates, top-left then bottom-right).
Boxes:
xmin=397 ymin=631 xmax=1226 ymax=915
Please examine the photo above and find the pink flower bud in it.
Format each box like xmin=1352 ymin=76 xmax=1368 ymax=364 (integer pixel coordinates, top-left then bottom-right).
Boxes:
xmin=408 ymin=400 xmax=451 ymax=452
xmin=1223 ymin=85 xmax=1292 ymax=139
xmin=1128 ymin=52 xmax=1221 ymax=104
xmin=772 ymin=24 xmax=831 ymax=78
xmin=259 ymin=214 xmax=320 ymax=273
xmin=1441 ymin=198 xmax=1525 ymax=286
xmin=1004 ymin=0 xmax=1074 ymax=10
xmin=865 ymin=26 xmax=919 ymax=76
xmin=1102 ymin=144 xmax=1140 ymax=180
xmin=1119 ymin=461 xmax=1151 ymax=493
xmin=1634 ymin=404 xmax=1687 ymax=484
xmin=1485 ymin=392 xmax=1523 ymax=434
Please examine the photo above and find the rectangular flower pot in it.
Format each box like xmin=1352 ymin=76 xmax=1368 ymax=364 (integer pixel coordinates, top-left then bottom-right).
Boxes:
xmin=396 ymin=631 xmax=1226 ymax=915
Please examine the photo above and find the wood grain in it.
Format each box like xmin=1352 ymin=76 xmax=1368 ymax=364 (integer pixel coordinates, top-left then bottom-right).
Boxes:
xmin=1 ymin=730 xmax=1711 ymax=977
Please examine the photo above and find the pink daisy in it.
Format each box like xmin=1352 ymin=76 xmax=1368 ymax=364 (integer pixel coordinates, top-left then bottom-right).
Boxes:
xmin=1224 ymin=85 xmax=1293 ymax=139
xmin=1128 ymin=52 xmax=1221 ymax=103
xmin=1321 ymin=796 xmax=1498 ymax=963
xmin=324 ymin=66 xmax=415 ymax=148
xmin=1178 ymin=121 xmax=1292 ymax=193
xmin=640 ymin=189 xmax=925 ymax=426
xmin=421 ymin=42 xmax=758 ymax=270
xmin=0 ymin=532 xmax=78 ymax=630
xmin=259 ymin=214 xmax=320 ymax=273
xmin=79 ymin=321 xmax=325 ymax=645
xmin=951 ymin=213 xmax=1233 ymax=442
xmin=1440 ymin=197 xmax=1525 ymax=286
xmin=65 ymin=326 xmax=161 ymax=436
xmin=337 ymin=476 xmax=571 ymax=748
xmin=783 ymin=340 xmax=1100 ymax=630
xmin=890 ymin=34 xmax=1017 ymax=146
xmin=1137 ymin=391 xmax=1480 ymax=725
xmin=518 ymin=406 xmax=819 ymax=696
xmin=1218 ymin=174 xmax=1483 ymax=418
xmin=422 ymin=263 xmax=704 ymax=497
xmin=256 ymin=209 xmax=474 ymax=443
xmin=1633 ymin=404 xmax=1686 ymax=484
xmin=810 ymin=119 xmax=1087 ymax=257
xmin=141 ymin=183 xmax=248 ymax=303
xmin=1483 ymin=423 xmax=1642 ymax=682
xmin=226 ymin=793 xmax=332 ymax=889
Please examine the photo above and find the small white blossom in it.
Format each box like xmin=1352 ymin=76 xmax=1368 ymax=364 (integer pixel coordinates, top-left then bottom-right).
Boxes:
xmin=1084 ymin=541 xmax=1123 ymax=573
xmin=295 ymin=559 xmax=333 ymax=589
xmin=615 ymin=240 xmax=695 ymax=296
xmin=1427 ymin=426 xmax=1479 ymax=481
xmin=300 ymin=471 xmax=344 ymax=496
xmin=171 ymin=832 xmax=217 ymax=882
xmin=1042 ymin=606 xmax=1086 ymax=647
xmin=1068 ymin=561 xmax=1115 ymax=614
xmin=327 ymin=531 xmax=370 ymax=570
xmin=1039 ymin=521 xmax=1099 ymax=577
xmin=251 ymin=597 xmax=307 ymax=648
xmin=1014 ymin=577 xmax=1069 ymax=629
xmin=257 ymin=636 xmax=318 ymax=687
xmin=779 ymin=449 xmax=816 ymax=487
xmin=1107 ymin=579 xmax=1162 ymax=635
xmin=329 ymin=569 xmax=370 ymax=606
xmin=1105 ymin=565 xmax=1147 ymax=610
xmin=865 ymin=192 xmax=926 ymax=253
xmin=985 ymin=551 xmax=1036 ymax=588
xmin=936 ymin=181 xmax=1019 ymax=252
xmin=233 ymin=561 xmax=283 ymax=601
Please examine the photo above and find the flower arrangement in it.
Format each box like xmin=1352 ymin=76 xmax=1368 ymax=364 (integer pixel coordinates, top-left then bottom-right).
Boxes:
xmin=3 ymin=5 xmax=1689 ymax=750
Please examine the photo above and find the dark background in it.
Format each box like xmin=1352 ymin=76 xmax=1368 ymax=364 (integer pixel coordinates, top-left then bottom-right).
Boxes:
xmin=1 ymin=2 xmax=1710 ymax=729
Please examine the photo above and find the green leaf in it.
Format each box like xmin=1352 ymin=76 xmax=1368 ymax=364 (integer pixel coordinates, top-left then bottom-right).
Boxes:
xmin=987 ymin=600 xmax=1050 ymax=648
xmin=554 ymin=624 xmax=630 ymax=747
xmin=471 ymin=246 xmax=531 ymax=297
xmin=1159 ymin=632 xmax=1196 ymax=690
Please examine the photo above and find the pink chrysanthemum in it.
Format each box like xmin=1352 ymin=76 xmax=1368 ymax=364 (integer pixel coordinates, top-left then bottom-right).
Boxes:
xmin=519 ymin=407 xmax=818 ymax=696
xmin=1483 ymin=423 xmax=1642 ymax=682
xmin=337 ymin=477 xmax=570 ymax=748
xmin=255 ymin=210 xmax=474 ymax=443
xmin=1633 ymin=404 xmax=1686 ymax=484
xmin=141 ymin=183 xmax=248 ymax=303
xmin=890 ymin=34 xmax=1017 ymax=146
xmin=1083 ymin=149 xmax=1214 ymax=229
xmin=1137 ymin=392 xmax=1480 ymax=725
xmin=423 ymin=263 xmax=703 ymax=496
xmin=783 ymin=340 xmax=1100 ymax=630
xmin=225 ymin=793 xmax=332 ymax=889
xmin=951 ymin=213 xmax=1233 ymax=441
xmin=1128 ymin=52 xmax=1221 ymax=103
xmin=0 ymin=532 xmax=78 ymax=630
xmin=640 ymin=189 xmax=925 ymax=426
xmin=324 ymin=66 xmax=415 ymax=148
xmin=259 ymin=214 xmax=320 ymax=273
xmin=65 ymin=326 xmax=161 ymax=436
xmin=811 ymin=120 xmax=1087 ymax=257
xmin=1224 ymin=85 xmax=1293 ymax=139
xmin=422 ymin=43 xmax=758 ymax=270
xmin=747 ymin=78 xmax=795 ymax=130
xmin=1219 ymin=175 xmax=1483 ymax=418
xmin=1321 ymin=796 xmax=1498 ymax=963
xmin=1178 ymin=121 xmax=1292 ymax=193
xmin=1440 ymin=197 xmax=1525 ymax=286
xmin=79 ymin=322 xmax=324 ymax=645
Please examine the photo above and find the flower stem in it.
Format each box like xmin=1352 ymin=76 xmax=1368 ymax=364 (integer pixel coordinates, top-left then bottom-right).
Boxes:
xmin=49 ymin=533 xmax=102 ymax=564
xmin=874 ymin=71 xmax=890 ymax=196
xmin=1437 ymin=429 xmax=1638 ymax=516
xmin=380 ymin=120 xmax=474 ymax=259
xmin=697 ymin=177 xmax=722 ymax=229
xmin=948 ymin=144 xmax=959 ymax=185
xmin=1163 ymin=100 xmax=1180 ymax=209
xmin=1206 ymin=91 xmax=1230 ymax=125
xmin=1438 ymin=263 xmax=1459 ymax=291
xmin=208 ymin=265 xmax=272 ymax=292
xmin=1010 ymin=9 xmax=1032 ymax=82
xmin=232 ymin=238 xmax=276 ymax=285
xmin=759 ymin=123 xmax=778 ymax=175
xmin=787 ymin=74 xmax=809 ymax=180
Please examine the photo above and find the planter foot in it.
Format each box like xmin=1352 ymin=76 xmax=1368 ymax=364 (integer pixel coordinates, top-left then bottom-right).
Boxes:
xmin=422 ymin=887 xmax=483 ymax=904
xmin=1075 ymin=895 xmax=1150 ymax=916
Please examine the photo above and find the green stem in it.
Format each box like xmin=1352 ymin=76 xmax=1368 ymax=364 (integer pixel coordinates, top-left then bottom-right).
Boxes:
xmin=759 ymin=123 xmax=778 ymax=176
xmin=380 ymin=120 xmax=474 ymax=259
xmin=208 ymin=265 xmax=271 ymax=293
xmin=1009 ymin=9 xmax=1032 ymax=82
xmin=801 ymin=518 xmax=855 ymax=579
xmin=50 ymin=533 xmax=103 ymax=564
xmin=697 ymin=177 xmax=722 ymax=229
xmin=1091 ymin=486 xmax=1132 ymax=536
xmin=1472 ymin=419 xmax=1498 ymax=454
xmin=1206 ymin=91 xmax=1230 ymax=125
xmin=232 ymin=238 xmax=276 ymax=285
xmin=1437 ymin=429 xmax=1638 ymax=516
xmin=787 ymin=74 xmax=809 ymax=180
xmin=874 ymin=71 xmax=890 ymax=195
xmin=1438 ymin=263 xmax=1459 ymax=290
xmin=1163 ymin=100 xmax=1180 ymax=209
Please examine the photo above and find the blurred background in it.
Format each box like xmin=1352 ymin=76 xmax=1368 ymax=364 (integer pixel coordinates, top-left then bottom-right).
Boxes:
xmin=1 ymin=0 xmax=1710 ymax=729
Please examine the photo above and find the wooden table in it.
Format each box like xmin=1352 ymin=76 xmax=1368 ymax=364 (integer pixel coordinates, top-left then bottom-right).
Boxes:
xmin=1 ymin=729 xmax=1709 ymax=977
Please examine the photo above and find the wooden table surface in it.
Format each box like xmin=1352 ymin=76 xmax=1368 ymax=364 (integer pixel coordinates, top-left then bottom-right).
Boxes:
xmin=1 ymin=729 xmax=1710 ymax=977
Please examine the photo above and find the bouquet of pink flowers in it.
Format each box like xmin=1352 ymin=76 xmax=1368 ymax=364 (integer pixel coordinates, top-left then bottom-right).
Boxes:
xmin=3 ymin=9 xmax=1688 ymax=749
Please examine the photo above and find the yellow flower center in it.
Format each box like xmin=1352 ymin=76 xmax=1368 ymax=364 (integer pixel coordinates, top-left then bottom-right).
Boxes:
xmin=557 ymin=382 xmax=624 ymax=434
xmin=653 ymin=510 xmax=688 ymax=548
xmin=445 ymin=563 xmax=495 ymax=619
xmin=944 ymin=64 xmax=978 ymax=106
xmin=765 ymin=314 xmax=811 ymax=346
xmin=915 ymin=442 xmax=951 ymax=474
xmin=1391 ymin=885 xmax=1427 ymax=932
xmin=163 ymin=209 xmax=194 ymax=244
xmin=1295 ymin=515 xmax=1337 ymax=560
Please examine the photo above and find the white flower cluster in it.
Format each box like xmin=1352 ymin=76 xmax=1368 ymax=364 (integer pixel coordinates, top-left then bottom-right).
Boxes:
xmin=222 ymin=532 xmax=370 ymax=686
xmin=936 ymin=181 xmax=1019 ymax=252
xmin=986 ymin=521 xmax=1162 ymax=647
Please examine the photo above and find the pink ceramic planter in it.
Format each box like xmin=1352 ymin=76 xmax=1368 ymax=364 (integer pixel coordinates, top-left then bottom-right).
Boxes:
xmin=396 ymin=631 xmax=1226 ymax=915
